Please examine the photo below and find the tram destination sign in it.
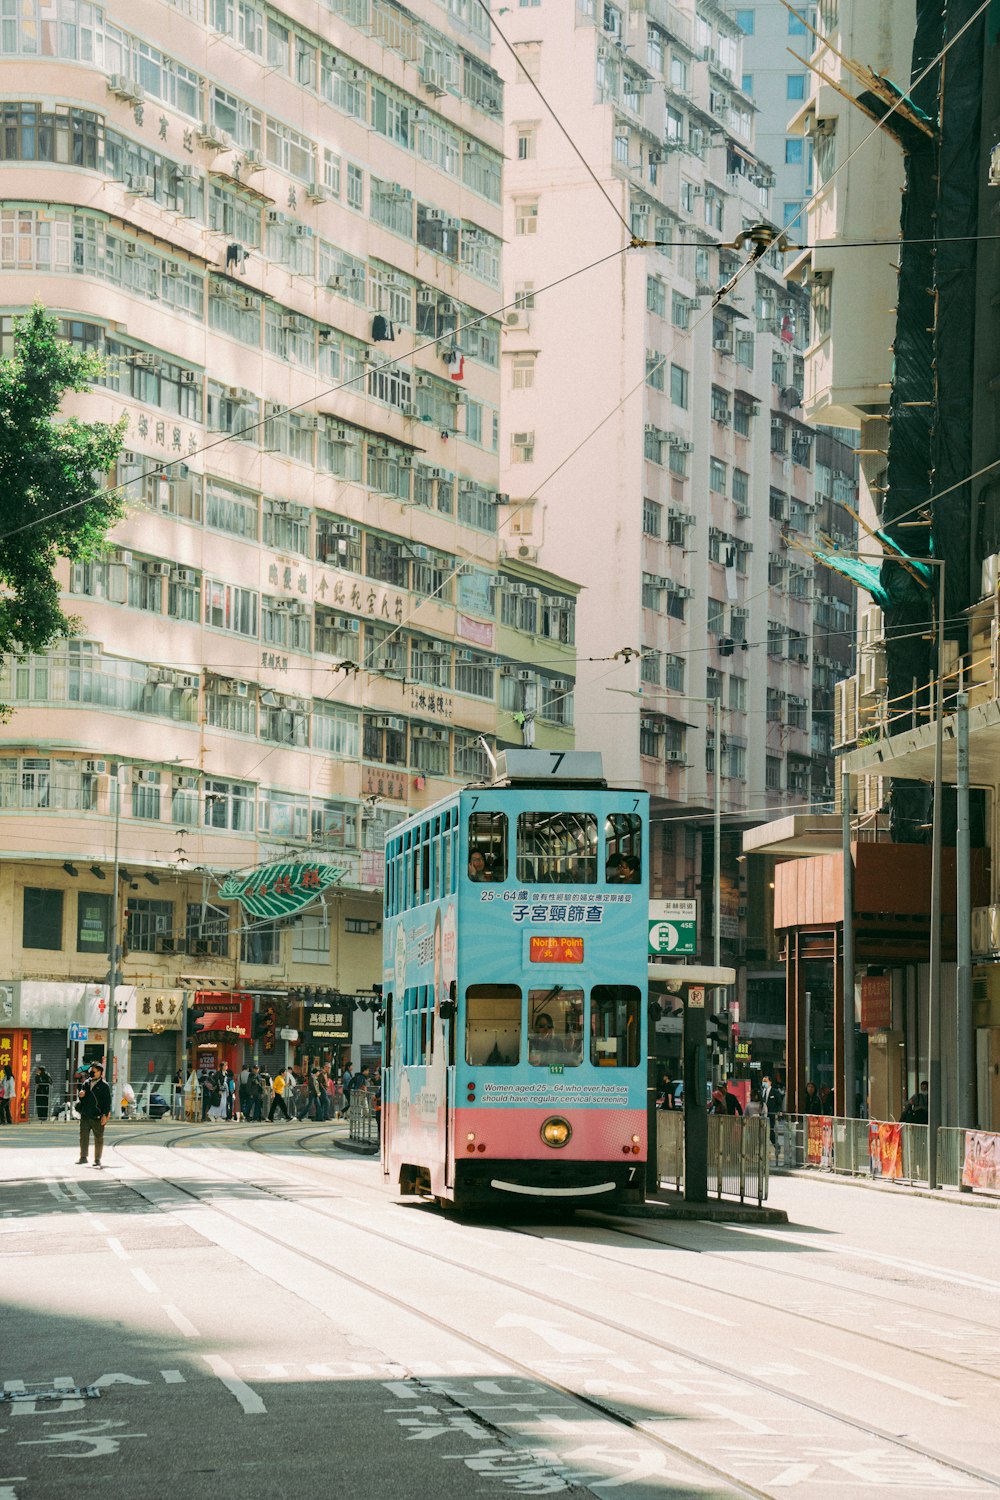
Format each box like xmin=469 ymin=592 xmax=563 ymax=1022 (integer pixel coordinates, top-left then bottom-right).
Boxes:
xmin=648 ymin=899 xmax=697 ymax=956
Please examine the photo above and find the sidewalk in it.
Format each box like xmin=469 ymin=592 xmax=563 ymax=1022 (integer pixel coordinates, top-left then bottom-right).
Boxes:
xmin=776 ymin=1162 xmax=1000 ymax=1210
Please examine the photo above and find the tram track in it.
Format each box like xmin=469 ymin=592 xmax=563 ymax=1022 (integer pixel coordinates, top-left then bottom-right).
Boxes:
xmin=89 ymin=1125 xmax=1000 ymax=1499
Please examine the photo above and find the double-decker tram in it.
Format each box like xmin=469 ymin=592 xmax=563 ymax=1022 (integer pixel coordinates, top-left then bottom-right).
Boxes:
xmin=381 ymin=749 xmax=649 ymax=1211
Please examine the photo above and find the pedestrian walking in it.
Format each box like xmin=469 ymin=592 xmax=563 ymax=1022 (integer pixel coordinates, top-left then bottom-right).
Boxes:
xmin=268 ymin=1067 xmax=291 ymax=1122
xmin=0 ymin=1065 xmax=14 ymax=1125
xmin=760 ymin=1075 xmax=782 ymax=1158
xmin=709 ymin=1081 xmax=743 ymax=1116
xmin=34 ymin=1065 xmax=52 ymax=1121
xmin=75 ymin=1061 xmax=112 ymax=1167
xmin=818 ymin=1084 xmax=835 ymax=1116
xmin=341 ymin=1064 xmax=354 ymax=1110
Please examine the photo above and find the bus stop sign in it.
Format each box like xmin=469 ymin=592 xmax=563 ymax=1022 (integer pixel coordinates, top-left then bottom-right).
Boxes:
xmin=648 ymin=900 xmax=696 ymax=956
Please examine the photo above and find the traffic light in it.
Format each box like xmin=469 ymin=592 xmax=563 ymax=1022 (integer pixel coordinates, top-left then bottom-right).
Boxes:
xmin=252 ymin=1012 xmax=269 ymax=1039
xmin=189 ymin=1007 xmax=206 ymax=1036
xmin=707 ymin=1009 xmax=731 ymax=1051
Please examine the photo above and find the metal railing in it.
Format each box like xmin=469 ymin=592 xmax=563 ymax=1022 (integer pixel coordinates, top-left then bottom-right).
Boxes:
xmin=782 ymin=1114 xmax=999 ymax=1197
xmin=655 ymin=1111 xmax=769 ymax=1205
xmin=347 ymin=1089 xmax=379 ymax=1148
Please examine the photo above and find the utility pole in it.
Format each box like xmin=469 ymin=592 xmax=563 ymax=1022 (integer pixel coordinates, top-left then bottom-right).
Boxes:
xmin=841 ymin=767 xmax=855 ymax=1116
xmin=104 ymin=764 xmax=126 ymax=1110
xmin=955 ymin=693 xmax=974 ymax=1130
xmin=927 ymin=561 xmax=946 ymax=1189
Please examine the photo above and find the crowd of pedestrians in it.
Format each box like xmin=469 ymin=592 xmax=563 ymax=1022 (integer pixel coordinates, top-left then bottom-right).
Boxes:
xmin=194 ymin=1061 xmax=380 ymax=1124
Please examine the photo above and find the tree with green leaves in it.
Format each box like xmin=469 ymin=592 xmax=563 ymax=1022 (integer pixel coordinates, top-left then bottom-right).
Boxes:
xmin=0 ymin=303 xmax=127 ymax=659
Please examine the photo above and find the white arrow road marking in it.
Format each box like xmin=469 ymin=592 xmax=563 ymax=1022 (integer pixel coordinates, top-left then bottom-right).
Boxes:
xmin=496 ymin=1314 xmax=609 ymax=1356
xmin=797 ymin=1349 xmax=962 ymax=1407
xmin=203 ymin=1355 xmax=266 ymax=1416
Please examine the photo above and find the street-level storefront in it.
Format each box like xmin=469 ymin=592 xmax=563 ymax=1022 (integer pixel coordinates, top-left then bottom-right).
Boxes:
xmin=296 ymin=997 xmax=354 ymax=1075
xmin=127 ymin=988 xmax=184 ymax=1087
xmin=0 ymin=1027 xmax=32 ymax=1121
xmin=190 ymin=990 xmax=253 ymax=1075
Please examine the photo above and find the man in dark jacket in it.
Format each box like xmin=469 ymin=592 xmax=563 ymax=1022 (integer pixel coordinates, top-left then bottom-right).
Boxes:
xmin=76 ymin=1061 xmax=112 ymax=1168
xmin=709 ymin=1082 xmax=743 ymax=1116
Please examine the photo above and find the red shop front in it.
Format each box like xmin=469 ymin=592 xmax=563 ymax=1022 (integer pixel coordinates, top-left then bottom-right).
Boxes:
xmin=0 ymin=1029 xmax=32 ymax=1123
xmin=190 ymin=992 xmax=253 ymax=1075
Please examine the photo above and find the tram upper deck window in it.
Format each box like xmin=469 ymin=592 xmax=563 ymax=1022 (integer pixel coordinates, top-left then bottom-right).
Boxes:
xmin=605 ymin=813 xmax=642 ymax=884
xmin=516 ymin=812 xmax=597 ymax=884
xmin=466 ymin=984 xmax=521 ymax=1066
xmin=468 ymin=810 xmax=506 ymax=882
xmin=591 ymin=984 xmax=641 ymax=1067
xmin=528 ymin=989 xmax=584 ymax=1066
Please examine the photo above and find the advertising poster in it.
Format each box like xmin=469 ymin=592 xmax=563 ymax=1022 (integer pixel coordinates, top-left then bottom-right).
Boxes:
xmin=962 ymin=1131 xmax=1000 ymax=1190
xmin=868 ymin=1121 xmax=903 ymax=1179
xmin=806 ymin=1115 xmax=832 ymax=1167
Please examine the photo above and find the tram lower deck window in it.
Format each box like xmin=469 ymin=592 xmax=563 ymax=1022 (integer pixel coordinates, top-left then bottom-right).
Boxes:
xmin=466 ymin=984 xmax=521 ymax=1066
xmin=591 ymin=984 xmax=641 ymax=1067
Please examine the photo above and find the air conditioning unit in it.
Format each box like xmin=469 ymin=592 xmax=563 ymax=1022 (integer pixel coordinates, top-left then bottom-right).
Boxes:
xmin=191 ymin=938 xmax=224 ymax=957
xmin=179 ymin=674 xmax=199 ymax=689
xmin=179 ymin=369 xmax=199 ymax=385
xmin=299 ymin=414 xmax=320 ymax=431
xmin=416 ymin=288 xmax=435 ymax=306
xmin=665 ymin=750 xmax=686 ymax=764
xmin=512 ymin=431 xmax=533 ymax=447
xmin=173 ymin=567 xmax=198 ymax=584
xmin=327 ymin=425 xmax=350 ymax=442
xmin=108 ymin=74 xmax=144 ymax=103
xmin=85 ymin=760 xmax=108 ymax=774
xmin=516 ymin=670 xmax=533 ymax=683
xmin=147 ymin=562 xmax=172 ymax=577
xmin=376 ymin=715 xmax=405 ymax=731
xmin=422 ymin=67 xmax=446 ymax=95
xmin=126 ymin=174 xmax=156 ymax=197
xmin=505 ymin=309 xmax=530 ymax=330
xmin=154 ymin=935 xmax=175 ymax=954
xmin=243 ymin=148 xmax=264 ymax=171
xmin=306 ymin=181 xmax=328 ymax=203
xmin=516 ymin=544 xmax=537 ymax=561
xmin=198 ymin=121 xmax=230 ymax=150
xmin=402 ymin=403 xmax=419 ymax=417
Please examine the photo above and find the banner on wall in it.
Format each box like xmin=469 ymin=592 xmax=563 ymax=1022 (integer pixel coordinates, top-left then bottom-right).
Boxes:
xmin=0 ymin=1029 xmax=32 ymax=1122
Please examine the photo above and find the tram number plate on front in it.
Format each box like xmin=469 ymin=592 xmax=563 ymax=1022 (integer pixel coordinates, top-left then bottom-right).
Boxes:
xmin=529 ymin=936 xmax=584 ymax=963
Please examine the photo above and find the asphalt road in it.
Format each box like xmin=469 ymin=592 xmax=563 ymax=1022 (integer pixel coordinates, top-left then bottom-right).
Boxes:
xmin=2 ymin=1122 xmax=998 ymax=1500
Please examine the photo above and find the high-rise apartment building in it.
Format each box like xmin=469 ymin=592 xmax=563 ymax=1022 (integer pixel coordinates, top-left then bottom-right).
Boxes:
xmin=496 ymin=0 xmax=819 ymax=1033
xmin=731 ymin=1 xmax=815 ymax=234
xmin=0 ymin=0 xmax=539 ymax=1107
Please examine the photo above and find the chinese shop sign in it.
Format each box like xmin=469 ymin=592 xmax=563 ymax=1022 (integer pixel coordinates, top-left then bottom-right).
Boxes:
xmin=218 ymin=861 xmax=346 ymax=920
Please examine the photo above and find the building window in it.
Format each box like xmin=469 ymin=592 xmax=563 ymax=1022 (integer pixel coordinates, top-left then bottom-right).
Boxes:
xmin=734 ymin=8 xmax=754 ymax=33
xmin=22 ymin=887 xmax=63 ymax=950
xmin=204 ymin=778 xmax=255 ymax=831
xmin=292 ymin=911 xmax=330 ymax=963
xmin=126 ymin=898 xmax=174 ymax=954
xmin=131 ymin=770 xmax=162 ymax=820
xmin=242 ymin=920 xmax=281 ymax=965
xmin=709 ymin=458 xmax=727 ymax=493
xmin=646 ymin=351 xmax=665 ymax=390
xmin=642 ymin=498 xmax=662 ymax=537
xmin=511 ymin=352 xmax=536 ymax=389
xmin=787 ymin=74 xmax=806 ymax=100
xmin=785 ymin=138 xmax=804 ymax=164
xmin=77 ymin=892 xmax=112 ymax=954
xmin=669 ymin=364 xmax=689 ymax=408
xmin=646 ymin=276 xmax=666 ymax=317
xmin=765 ymin=755 xmax=783 ymax=790
xmin=516 ymin=126 xmax=537 ymax=159
xmin=514 ymin=199 xmax=539 ymax=235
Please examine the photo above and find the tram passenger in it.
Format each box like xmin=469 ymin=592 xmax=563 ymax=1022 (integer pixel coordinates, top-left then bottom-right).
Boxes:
xmin=621 ymin=855 xmax=641 ymax=883
xmin=468 ymin=850 xmax=487 ymax=881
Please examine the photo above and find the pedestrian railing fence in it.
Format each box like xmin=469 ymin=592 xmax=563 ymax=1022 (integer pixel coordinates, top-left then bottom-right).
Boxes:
xmin=655 ymin=1112 xmax=770 ymax=1206
xmin=347 ymin=1090 xmax=379 ymax=1149
xmin=782 ymin=1114 xmax=999 ymax=1198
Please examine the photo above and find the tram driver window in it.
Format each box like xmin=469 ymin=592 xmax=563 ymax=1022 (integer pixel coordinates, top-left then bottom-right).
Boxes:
xmin=605 ymin=813 xmax=642 ymax=884
xmin=590 ymin=984 xmax=641 ymax=1067
xmin=466 ymin=984 xmax=521 ymax=1066
xmin=528 ymin=988 xmax=584 ymax=1066
xmin=516 ymin=812 xmax=597 ymax=884
xmin=468 ymin=810 xmax=506 ymax=882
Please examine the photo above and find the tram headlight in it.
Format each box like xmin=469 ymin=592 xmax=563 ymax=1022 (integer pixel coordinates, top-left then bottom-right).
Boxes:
xmin=540 ymin=1116 xmax=572 ymax=1149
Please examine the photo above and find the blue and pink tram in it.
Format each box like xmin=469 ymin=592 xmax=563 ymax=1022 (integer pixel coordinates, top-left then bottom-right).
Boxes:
xmin=381 ymin=749 xmax=649 ymax=1210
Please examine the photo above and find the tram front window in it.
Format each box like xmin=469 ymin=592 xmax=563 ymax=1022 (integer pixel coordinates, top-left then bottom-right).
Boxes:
xmin=528 ymin=989 xmax=584 ymax=1066
xmin=466 ymin=984 xmax=521 ymax=1066
xmin=516 ymin=812 xmax=597 ymax=884
xmin=591 ymin=984 xmax=641 ymax=1067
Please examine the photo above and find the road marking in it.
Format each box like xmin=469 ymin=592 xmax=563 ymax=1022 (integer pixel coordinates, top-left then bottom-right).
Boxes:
xmin=107 ymin=1238 xmax=129 ymax=1261
xmin=161 ymin=1304 xmax=199 ymax=1338
xmin=630 ymin=1289 xmax=735 ymax=1327
xmin=63 ymin=1181 xmax=86 ymax=1201
xmin=130 ymin=1269 xmax=159 ymax=1295
xmin=160 ymin=1371 xmax=185 ymax=1384
xmin=496 ymin=1313 xmax=609 ymax=1356
xmin=796 ymin=1348 xmax=962 ymax=1407
xmin=203 ymin=1355 xmax=266 ymax=1416
xmin=721 ymin=1224 xmax=1000 ymax=1294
